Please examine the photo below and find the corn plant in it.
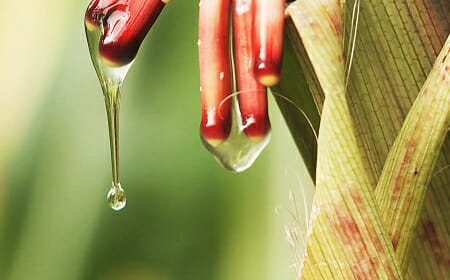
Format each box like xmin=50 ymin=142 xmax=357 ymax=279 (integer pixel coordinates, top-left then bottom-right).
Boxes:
xmin=84 ymin=0 xmax=449 ymax=278
xmin=278 ymin=1 xmax=449 ymax=279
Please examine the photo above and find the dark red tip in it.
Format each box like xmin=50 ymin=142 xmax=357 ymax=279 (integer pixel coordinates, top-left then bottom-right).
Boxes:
xmin=85 ymin=0 xmax=165 ymax=66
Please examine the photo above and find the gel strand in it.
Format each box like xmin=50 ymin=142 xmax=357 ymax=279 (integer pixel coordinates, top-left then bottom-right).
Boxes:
xmin=85 ymin=11 xmax=133 ymax=211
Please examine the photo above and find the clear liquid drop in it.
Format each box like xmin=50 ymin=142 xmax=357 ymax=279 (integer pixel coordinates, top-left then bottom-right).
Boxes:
xmin=202 ymin=98 xmax=270 ymax=172
xmin=86 ymin=18 xmax=132 ymax=211
xmin=107 ymin=182 xmax=127 ymax=211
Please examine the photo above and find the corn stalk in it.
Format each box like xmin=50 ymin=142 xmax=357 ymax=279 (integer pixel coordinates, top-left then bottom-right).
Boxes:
xmin=276 ymin=0 xmax=449 ymax=279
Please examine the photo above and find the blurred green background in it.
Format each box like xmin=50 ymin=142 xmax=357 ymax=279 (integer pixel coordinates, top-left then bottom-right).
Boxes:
xmin=0 ymin=1 xmax=314 ymax=279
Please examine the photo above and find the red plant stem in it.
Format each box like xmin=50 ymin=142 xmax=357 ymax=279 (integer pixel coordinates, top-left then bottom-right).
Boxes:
xmin=198 ymin=0 xmax=232 ymax=146
xmin=253 ymin=0 xmax=285 ymax=86
xmin=85 ymin=0 xmax=165 ymax=66
xmin=232 ymin=0 xmax=270 ymax=138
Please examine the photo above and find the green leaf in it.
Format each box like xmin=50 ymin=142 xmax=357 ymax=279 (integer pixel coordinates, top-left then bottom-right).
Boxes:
xmin=284 ymin=1 xmax=402 ymax=278
xmin=279 ymin=0 xmax=450 ymax=278
xmin=275 ymin=25 xmax=321 ymax=179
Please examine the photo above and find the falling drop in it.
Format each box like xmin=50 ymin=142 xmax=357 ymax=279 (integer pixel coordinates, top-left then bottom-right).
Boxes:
xmin=107 ymin=182 xmax=127 ymax=211
xmin=85 ymin=12 xmax=132 ymax=211
xmin=202 ymin=96 xmax=270 ymax=172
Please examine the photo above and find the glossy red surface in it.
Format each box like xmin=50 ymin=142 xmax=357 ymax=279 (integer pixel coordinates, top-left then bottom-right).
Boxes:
xmin=85 ymin=0 xmax=165 ymax=65
xmin=232 ymin=0 xmax=270 ymax=138
xmin=199 ymin=0 xmax=233 ymax=143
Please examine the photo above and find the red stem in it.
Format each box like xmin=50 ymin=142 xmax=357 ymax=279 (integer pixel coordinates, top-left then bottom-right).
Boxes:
xmin=253 ymin=0 xmax=285 ymax=86
xmin=232 ymin=0 xmax=270 ymax=138
xmin=198 ymin=0 xmax=233 ymax=146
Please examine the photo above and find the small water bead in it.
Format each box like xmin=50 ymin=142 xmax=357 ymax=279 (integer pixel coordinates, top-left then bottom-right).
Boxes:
xmin=107 ymin=182 xmax=127 ymax=211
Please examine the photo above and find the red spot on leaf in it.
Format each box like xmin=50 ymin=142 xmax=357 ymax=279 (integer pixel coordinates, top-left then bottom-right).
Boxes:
xmin=331 ymin=206 xmax=379 ymax=279
xmin=323 ymin=5 xmax=342 ymax=36
xmin=392 ymin=141 xmax=416 ymax=196
xmin=419 ymin=220 xmax=450 ymax=266
xmin=421 ymin=220 xmax=440 ymax=248
xmin=351 ymin=191 xmax=363 ymax=206
xmin=350 ymin=192 xmax=386 ymax=257
xmin=391 ymin=236 xmax=399 ymax=250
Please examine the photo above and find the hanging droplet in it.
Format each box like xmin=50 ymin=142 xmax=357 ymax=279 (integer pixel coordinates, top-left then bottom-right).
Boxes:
xmin=85 ymin=8 xmax=133 ymax=211
xmin=202 ymin=96 xmax=270 ymax=172
xmin=107 ymin=182 xmax=127 ymax=211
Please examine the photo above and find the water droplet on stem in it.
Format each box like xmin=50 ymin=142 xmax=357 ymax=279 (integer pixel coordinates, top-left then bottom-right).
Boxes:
xmin=85 ymin=14 xmax=132 ymax=211
xmin=202 ymin=97 xmax=270 ymax=172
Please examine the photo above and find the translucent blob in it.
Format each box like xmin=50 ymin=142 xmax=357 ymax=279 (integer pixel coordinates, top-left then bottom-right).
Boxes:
xmin=202 ymin=98 xmax=270 ymax=172
xmin=86 ymin=18 xmax=132 ymax=211
xmin=107 ymin=182 xmax=127 ymax=211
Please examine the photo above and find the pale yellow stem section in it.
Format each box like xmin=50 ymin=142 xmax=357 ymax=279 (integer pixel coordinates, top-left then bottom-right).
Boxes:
xmin=287 ymin=1 xmax=402 ymax=278
xmin=375 ymin=37 xmax=450 ymax=274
